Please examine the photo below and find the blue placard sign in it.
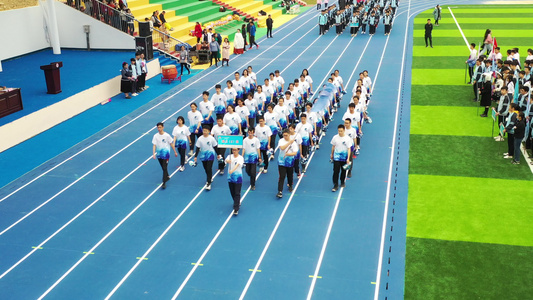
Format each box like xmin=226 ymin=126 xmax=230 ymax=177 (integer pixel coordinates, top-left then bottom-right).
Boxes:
xmin=491 ymin=108 xmax=496 ymax=121
xmin=499 ymin=124 xmax=505 ymax=136
xmin=218 ymin=135 xmax=243 ymax=148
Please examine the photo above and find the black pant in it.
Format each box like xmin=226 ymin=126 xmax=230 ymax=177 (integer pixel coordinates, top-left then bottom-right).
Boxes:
xmin=332 ymin=160 xmax=347 ymax=186
xmin=301 ymin=145 xmax=310 ymax=158
xmin=228 ymin=182 xmax=242 ymax=211
xmin=190 ymin=132 xmax=200 ymax=151
xmin=245 ymin=163 xmax=257 ymax=186
xmin=178 ymin=147 xmax=186 ymax=166
xmin=361 ymin=24 xmax=366 ymax=32
xmin=435 ymin=19 xmax=439 ymax=25
xmin=180 ymin=63 xmax=190 ymax=75
xmin=202 ymin=160 xmax=214 ymax=184
xmin=210 ymin=51 xmax=219 ymax=66
xmin=158 ymin=158 xmax=169 ymax=182
xmin=269 ymin=135 xmax=277 ymax=154
xmin=197 ymin=37 xmax=201 ymax=43
xmin=249 ymin=35 xmax=258 ymax=47
xmin=267 ymin=26 xmax=273 ymax=37
xmin=278 ymin=165 xmax=293 ymax=192
xmin=294 ymin=158 xmax=300 ymax=175
xmin=320 ymin=24 xmax=326 ymax=35
xmin=385 ymin=24 xmax=391 ymax=34
xmin=350 ymin=26 xmax=359 ymax=35
xmin=260 ymin=149 xmax=269 ymax=170
xmin=473 ymin=82 xmax=481 ymax=100
xmin=468 ymin=66 xmax=474 ymax=82
xmin=425 ymin=35 xmax=432 ymax=47
xmin=508 ymin=132 xmax=515 ymax=156
xmin=138 ymin=73 xmax=146 ymax=90
xmin=336 ymin=24 xmax=342 ymax=34
xmin=217 ymin=148 xmax=226 ymax=171
xmin=369 ymin=25 xmax=376 ymax=35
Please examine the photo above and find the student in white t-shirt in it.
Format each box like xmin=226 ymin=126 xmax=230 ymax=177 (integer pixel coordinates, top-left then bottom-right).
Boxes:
xmin=343 ymin=118 xmax=357 ymax=178
xmin=194 ymin=125 xmax=221 ymax=190
xmin=269 ymin=72 xmax=280 ymax=98
xmin=152 ymin=122 xmax=178 ymax=189
xmin=302 ymin=68 xmax=313 ymax=95
xmin=187 ymin=102 xmax=203 ymax=156
xmin=263 ymin=79 xmax=274 ymax=107
xmin=289 ymin=124 xmax=303 ymax=177
xmin=274 ymin=70 xmax=285 ymax=93
xmin=254 ymin=85 xmax=266 ymax=115
xmin=211 ymin=84 xmax=228 ymax=119
xmin=242 ymin=127 xmax=262 ymax=190
xmin=211 ymin=116 xmax=231 ymax=174
xmin=276 ymin=129 xmax=298 ymax=198
xmin=223 ymin=105 xmax=243 ymax=135
xmin=233 ymin=72 xmax=246 ymax=100
xmin=172 ymin=116 xmax=192 ymax=172
xmin=224 ymin=80 xmax=237 ymax=107
xmin=330 ymin=124 xmax=353 ymax=192
xmin=244 ymin=93 xmax=258 ymax=128
xmin=274 ymin=96 xmax=290 ymax=130
xmin=225 ymin=147 xmax=244 ymax=215
xmin=247 ymin=65 xmax=258 ymax=89
xmin=295 ymin=114 xmax=314 ymax=160
xmin=334 ymin=69 xmax=346 ymax=94
xmin=255 ymin=116 xmax=272 ymax=173
xmin=264 ymin=103 xmax=281 ymax=152
xmin=236 ymin=98 xmax=250 ymax=133
xmin=199 ymin=91 xmax=215 ymax=127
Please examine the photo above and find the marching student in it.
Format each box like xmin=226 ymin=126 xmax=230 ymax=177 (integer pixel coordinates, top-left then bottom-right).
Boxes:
xmin=295 ymin=114 xmax=314 ymax=166
xmin=274 ymin=70 xmax=285 ymax=94
xmin=285 ymin=89 xmax=298 ymax=124
xmin=304 ymin=102 xmax=319 ymax=138
xmin=248 ymin=66 xmax=258 ymax=90
xmin=363 ymin=70 xmax=372 ymax=96
xmin=172 ymin=116 xmax=192 ymax=172
xmin=330 ymin=124 xmax=353 ymax=192
xmin=383 ymin=10 xmax=392 ymax=35
xmin=343 ymin=101 xmax=362 ymax=154
xmin=245 ymin=93 xmax=259 ymax=128
xmin=233 ymin=72 xmax=246 ymax=100
xmin=194 ymin=125 xmax=221 ymax=191
xmin=224 ymin=80 xmax=237 ymax=107
xmin=212 ymin=84 xmax=228 ymax=120
xmin=236 ymin=98 xmax=251 ymax=134
xmin=223 ymin=104 xmax=243 ymax=135
xmin=302 ymin=68 xmax=314 ymax=95
xmin=242 ymin=69 xmax=253 ymax=97
xmin=225 ymin=147 xmax=244 ymax=215
xmin=256 ymin=116 xmax=273 ymax=173
xmin=343 ymin=118 xmax=357 ymax=178
xmin=293 ymin=79 xmax=304 ymax=109
xmin=334 ymin=70 xmax=346 ymax=94
xmin=288 ymin=124 xmax=303 ymax=178
xmin=274 ymin=96 xmax=290 ymax=130
xmin=187 ymin=103 xmax=203 ymax=156
xmin=360 ymin=12 xmax=368 ymax=34
xmin=368 ymin=11 xmax=377 ymax=36
xmin=254 ymin=85 xmax=267 ymax=116
xmin=277 ymin=129 xmax=298 ymax=198
xmin=269 ymin=72 xmax=280 ymax=100
xmin=152 ymin=122 xmax=178 ymax=190
xmin=211 ymin=116 xmax=231 ymax=174
xmin=350 ymin=11 xmax=360 ymax=37
xmin=199 ymin=91 xmax=215 ymax=129
xmin=335 ymin=10 xmax=343 ymax=35
xmin=264 ymin=103 xmax=281 ymax=153
xmin=299 ymin=74 xmax=310 ymax=102
xmin=242 ymin=127 xmax=262 ymax=190
xmin=319 ymin=10 xmax=328 ymax=35
xmin=263 ymin=79 xmax=275 ymax=108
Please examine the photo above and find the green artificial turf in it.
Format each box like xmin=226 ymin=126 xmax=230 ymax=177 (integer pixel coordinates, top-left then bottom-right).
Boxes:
xmin=413 ymin=16 xmax=533 ymax=24
xmin=411 ymin=69 xmax=466 ymax=85
xmin=407 ymin=174 xmax=533 ymax=246
xmin=409 ymin=135 xmax=533 ymax=180
xmin=411 ymin=85 xmax=474 ymax=106
xmin=411 ymin=56 xmax=467 ymax=69
xmin=413 ymin=29 xmax=533 ymax=38
xmin=410 ymin=106 xmax=493 ymax=137
xmin=405 ymin=237 xmax=533 ymax=300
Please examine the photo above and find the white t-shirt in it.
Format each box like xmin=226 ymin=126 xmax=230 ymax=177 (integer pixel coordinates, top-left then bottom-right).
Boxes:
xmin=299 ymin=81 xmax=310 ymax=94
xmin=344 ymin=126 xmax=357 ymax=141
xmin=211 ymin=124 xmax=231 ymax=140
xmin=199 ymin=100 xmax=215 ymax=117
xmin=225 ymin=154 xmax=244 ymax=183
xmin=363 ymin=77 xmax=372 ymax=90
xmin=196 ymin=135 xmax=217 ymax=161
xmin=263 ymin=84 xmax=274 ymax=98
xmin=245 ymin=98 xmax=258 ymax=112
xmin=277 ymin=138 xmax=298 ymax=167
xmin=187 ymin=110 xmax=203 ymax=132
xmin=343 ymin=110 xmax=361 ymax=125
xmin=305 ymin=75 xmax=313 ymax=86
xmin=330 ymin=134 xmax=353 ymax=161
xmin=264 ymin=111 xmax=280 ymax=127
xmin=269 ymin=78 xmax=279 ymax=91
xmin=172 ymin=125 xmax=190 ymax=147
xmin=211 ymin=93 xmax=227 ymax=107
xmin=152 ymin=132 xmax=173 ymax=159
xmin=242 ymin=76 xmax=252 ymax=88
xmin=295 ymin=122 xmax=313 ymax=137
xmin=274 ymin=104 xmax=290 ymax=117
xmin=275 ymin=75 xmax=285 ymax=89
xmin=303 ymin=111 xmax=318 ymax=126
xmin=223 ymin=112 xmax=242 ymax=129
xmin=224 ymin=87 xmax=237 ymax=102
xmin=243 ymin=136 xmax=261 ymax=163
xmin=249 ymin=71 xmax=257 ymax=84
xmin=232 ymin=78 xmax=245 ymax=92
xmin=255 ymin=124 xmax=272 ymax=147
xmin=254 ymin=92 xmax=266 ymax=107
xmin=235 ymin=105 xmax=250 ymax=121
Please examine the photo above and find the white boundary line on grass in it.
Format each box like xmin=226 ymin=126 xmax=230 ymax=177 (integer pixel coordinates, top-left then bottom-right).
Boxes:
xmin=0 ymin=6 xmax=317 ymax=204
xmin=0 ymin=8 xmax=320 ymax=238
xmin=448 ymin=6 xmax=470 ymax=49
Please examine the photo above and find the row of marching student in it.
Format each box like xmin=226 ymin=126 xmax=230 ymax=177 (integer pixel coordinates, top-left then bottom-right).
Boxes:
xmin=318 ymin=0 xmax=398 ymax=36
xmin=150 ymin=65 xmax=375 ymax=215
xmin=466 ymin=30 xmax=533 ymax=165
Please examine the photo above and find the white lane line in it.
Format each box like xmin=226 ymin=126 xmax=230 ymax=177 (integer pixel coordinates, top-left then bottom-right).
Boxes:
xmin=373 ymin=0 xmax=411 ymax=299
xmin=306 ymin=187 xmax=344 ymax=300
xmin=239 ymin=34 xmax=357 ymax=300
xmin=0 ymin=5 xmax=317 ymax=204
xmin=168 ymin=25 xmax=333 ymax=300
xmin=36 ymin=168 xmax=221 ymax=300
xmin=0 ymin=8 xmax=321 ymax=237
xmin=448 ymin=6 xmax=471 ymax=49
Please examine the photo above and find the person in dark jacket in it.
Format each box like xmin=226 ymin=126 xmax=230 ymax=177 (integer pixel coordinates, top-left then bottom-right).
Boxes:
xmin=479 ymin=74 xmax=492 ymax=117
xmin=511 ymin=112 xmax=526 ymax=164
xmin=503 ymin=103 xmax=518 ymax=160
xmin=120 ymin=62 xmax=134 ymax=99
xmin=425 ymin=19 xmax=433 ymax=48
xmin=241 ymin=24 xmax=248 ymax=51
xmin=266 ymin=15 xmax=274 ymax=38
xmin=248 ymin=20 xmax=258 ymax=49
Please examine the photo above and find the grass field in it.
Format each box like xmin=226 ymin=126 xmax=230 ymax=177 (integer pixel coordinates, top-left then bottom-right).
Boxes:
xmin=404 ymin=4 xmax=533 ymax=300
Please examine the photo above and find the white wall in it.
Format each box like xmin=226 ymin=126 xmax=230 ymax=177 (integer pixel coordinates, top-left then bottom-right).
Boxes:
xmin=0 ymin=6 xmax=50 ymax=61
xmin=54 ymin=1 xmax=135 ymax=50
xmin=0 ymin=1 xmax=135 ymax=71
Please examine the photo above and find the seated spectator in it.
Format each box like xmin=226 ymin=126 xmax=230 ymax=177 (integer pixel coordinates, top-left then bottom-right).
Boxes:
xmin=151 ymin=11 xmax=162 ymax=29
xmin=160 ymin=11 xmax=174 ymax=31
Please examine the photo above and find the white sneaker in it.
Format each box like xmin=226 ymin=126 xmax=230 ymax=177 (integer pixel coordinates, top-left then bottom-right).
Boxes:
xmin=144 ymin=85 xmax=149 ymax=89
xmin=263 ymin=169 xmax=268 ymax=174
xmin=367 ymin=117 xmax=372 ymax=124
xmin=179 ymin=166 xmax=185 ymax=172
xmin=132 ymin=93 xmax=138 ymax=96
xmin=503 ymin=154 xmax=512 ymax=159
xmin=188 ymin=150 xmax=194 ymax=156
xmin=206 ymin=183 xmax=211 ymax=190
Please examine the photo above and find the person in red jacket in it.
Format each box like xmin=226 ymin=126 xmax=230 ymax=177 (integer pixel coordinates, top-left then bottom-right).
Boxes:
xmin=194 ymin=22 xmax=202 ymax=44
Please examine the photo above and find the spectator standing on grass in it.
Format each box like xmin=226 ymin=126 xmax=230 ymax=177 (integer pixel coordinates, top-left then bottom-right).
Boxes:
xmin=503 ymin=103 xmax=518 ymax=160
xmin=433 ymin=5 xmax=441 ymax=26
xmin=480 ymin=29 xmax=493 ymax=56
xmin=479 ymin=73 xmax=492 ymax=117
xmin=266 ymin=15 xmax=274 ymax=38
xmin=466 ymin=43 xmax=478 ymax=83
xmin=511 ymin=112 xmax=526 ymax=165
xmin=424 ymin=19 xmax=433 ymax=48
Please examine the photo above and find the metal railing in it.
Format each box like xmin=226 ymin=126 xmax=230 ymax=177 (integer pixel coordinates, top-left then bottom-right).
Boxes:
xmin=62 ymin=0 xmax=190 ymax=52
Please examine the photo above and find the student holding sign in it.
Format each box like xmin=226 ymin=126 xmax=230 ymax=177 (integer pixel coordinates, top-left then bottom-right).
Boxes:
xmin=277 ymin=129 xmax=298 ymax=198
xmin=242 ymin=127 xmax=262 ymax=190
xmin=226 ymin=147 xmax=244 ymax=215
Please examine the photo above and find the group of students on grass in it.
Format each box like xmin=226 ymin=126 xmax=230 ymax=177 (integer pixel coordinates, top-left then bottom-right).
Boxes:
xmin=318 ymin=0 xmax=398 ymax=36
xmin=466 ymin=30 xmax=533 ymax=165
xmin=151 ymin=66 xmax=375 ymax=215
